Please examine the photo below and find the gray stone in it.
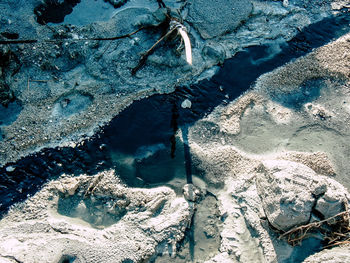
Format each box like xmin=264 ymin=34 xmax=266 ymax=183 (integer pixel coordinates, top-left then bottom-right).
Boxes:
xmin=183 ymin=184 xmax=201 ymax=202
xmin=202 ymin=43 xmax=226 ymax=63
xmin=315 ymin=178 xmax=349 ymax=219
xmin=134 ymin=7 xmax=168 ymax=27
xmin=188 ymin=0 xmax=253 ymax=39
xmin=181 ymin=99 xmax=192 ymax=109
xmin=256 ymin=160 xmax=324 ymax=231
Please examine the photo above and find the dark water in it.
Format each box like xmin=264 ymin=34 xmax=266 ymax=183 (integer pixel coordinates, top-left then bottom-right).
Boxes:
xmin=0 ymin=12 xmax=349 ymax=218
xmin=0 ymin=101 xmax=22 ymax=126
xmin=35 ymin=0 xmax=82 ymax=25
xmin=283 ymin=238 xmax=323 ymax=263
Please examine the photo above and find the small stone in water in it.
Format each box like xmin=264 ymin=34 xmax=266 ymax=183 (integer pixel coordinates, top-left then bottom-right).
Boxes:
xmin=6 ymin=166 xmax=15 ymax=172
xmin=181 ymin=99 xmax=192 ymax=109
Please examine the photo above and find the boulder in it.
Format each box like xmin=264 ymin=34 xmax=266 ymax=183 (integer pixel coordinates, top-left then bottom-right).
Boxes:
xmin=256 ymin=160 xmax=350 ymax=231
xmin=256 ymin=160 xmax=325 ymax=231
xmin=315 ymin=178 xmax=349 ymax=219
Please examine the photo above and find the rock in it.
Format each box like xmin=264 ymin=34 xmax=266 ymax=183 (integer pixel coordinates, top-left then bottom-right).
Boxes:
xmin=256 ymin=160 xmax=350 ymax=231
xmin=315 ymin=178 xmax=349 ymax=219
xmin=134 ymin=7 xmax=167 ymax=27
xmin=183 ymin=183 xmax=201 ymax=202
xmin=181 ymin=99 xmax=192 ymax=109
xmin=202 ymin=43 xmax=226 ymax=63
xmin=188 ymin=0 xmax=253 ymax=39
xmin=62 ymin=178 xmax=80 ymax=196
xmin=256 ymin=160 xmax=324 ymax=231
xmin=5 ymin=166 xmax=15 ymax=172
xmin=304 ymin=103 xmax=332 ymax=120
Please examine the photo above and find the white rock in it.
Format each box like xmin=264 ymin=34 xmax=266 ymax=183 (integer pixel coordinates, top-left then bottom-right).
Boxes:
xmin=181 ymin=99 xmax=192 ymax=109
xmin=315 ymin=178 xmax=349 ymax=219
xmin=183 ymin=184 xmax=201 ymax=202
xmin=256 ymin=160 xmax=350 ymax=231
xmin=256 ymin=160 xmax=325 ymax=231
xmin=303 ymin=245 xmax=350 ymax=263
xmin=5 ymin=166 xmax=15 ymax=172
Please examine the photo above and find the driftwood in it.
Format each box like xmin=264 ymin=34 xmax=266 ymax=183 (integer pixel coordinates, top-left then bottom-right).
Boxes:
xmin=279 ymin=206 xmax=350 ymax=248
xmin=131 ymin=17 xmax=192 ymax=74
xmin=131 ymin=25 xmax=177 ymax=75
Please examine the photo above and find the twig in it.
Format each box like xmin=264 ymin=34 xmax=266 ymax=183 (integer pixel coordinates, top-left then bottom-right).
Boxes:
xmin=0 ymin=27 xmax=146 ymax=45
xmin=87 ymin=27 xmax=146 ymax=41
xmin=279 ymin=210 xmax=349 ymax=239
xmin=323 ymin=240 xmax=350 ymax=249
xmin=131 ymin=18 xmax=193 ymax=74
xmin=30 ymin=79 xmax=48 ymax=83
xmin=101 ymin=40 xmax=113 ymax=56
xmin=131 ymin=27 xmax=176 ymax=75
xmin=279 ymin=210 xmax=350 ymax=248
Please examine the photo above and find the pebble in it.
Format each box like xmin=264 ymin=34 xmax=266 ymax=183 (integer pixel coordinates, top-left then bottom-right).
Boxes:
xmin=181 ymin=99 xmax=192 ymax=109
xmin=6 ymin=166 xmax=15 ymax=172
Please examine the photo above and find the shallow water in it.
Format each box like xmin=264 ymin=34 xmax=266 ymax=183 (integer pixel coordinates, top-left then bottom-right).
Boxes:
xmin=34 ymin=0 xmax=82 ymax=25
xmin=63 ymin=0 xmax=117 ymax=26
xmin=0 ymin=101 xmax=22 ymax=126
